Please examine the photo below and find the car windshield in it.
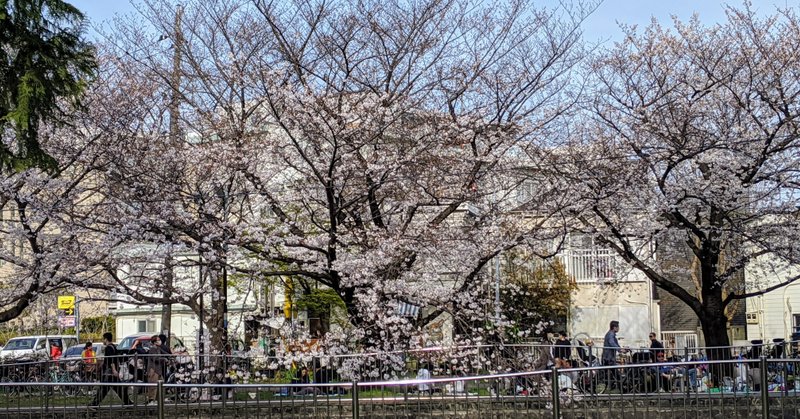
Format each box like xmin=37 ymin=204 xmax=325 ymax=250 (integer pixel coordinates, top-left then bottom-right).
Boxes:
xmin=63 ymin=346 xmax=83 ymax=357
xmin=117 ymin=336 xmax=136 ymax=350
xmin=2 ymin=338 xmax=36 ymax=350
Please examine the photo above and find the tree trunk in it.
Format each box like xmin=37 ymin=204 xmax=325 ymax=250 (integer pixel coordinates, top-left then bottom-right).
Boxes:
xmin=208 ymin=270 xmax=227 ymax=356
xmin=161 ymin=304 xmax=172 ymax=337
xmin=207 ymin=282 xmax=228 ymax=382
xmin=699 ymin=310 xmax=731 ymax=360
xmin=698 ymin=300 xmax=732 ymax=388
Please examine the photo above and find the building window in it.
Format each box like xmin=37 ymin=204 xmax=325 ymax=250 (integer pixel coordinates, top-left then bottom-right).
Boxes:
xmin=137 ymin=320 xmax=154 ymax=333
xmin=516 ymin=181 xmax=535 ymax=204
xmin=397 ymin=302 xmax=421 ymax=318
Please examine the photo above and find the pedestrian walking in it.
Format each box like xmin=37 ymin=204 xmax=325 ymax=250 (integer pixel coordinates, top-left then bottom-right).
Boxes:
xmin=416 ymin=362 xmax=432 ymax=394
xmin=146 ymin=335 xmax=169 ymax=405
xmin=602 ymin=321 xmax=624 ymax=365
xmin=89 ymin=332 xmax=131 ymax=407
xmin=602 ymin=320 xmax=628 ymax=391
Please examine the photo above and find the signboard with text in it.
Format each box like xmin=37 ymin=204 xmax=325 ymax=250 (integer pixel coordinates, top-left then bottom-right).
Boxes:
xmin=58 ymin=316 xmax=76 ymax=328
xmin=57 ymin=296 xmax=75 ymax=310
xmin=57 ymin=295 xmax=76 ymax=324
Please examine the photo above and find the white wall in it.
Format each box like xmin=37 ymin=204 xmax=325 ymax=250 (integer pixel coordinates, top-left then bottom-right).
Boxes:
xmin=746 ymin=283 xmax=800 ymax=343
xmin=571 ymin=305 xmax=652 ymax=348
xmin=116 ymin=306 xmax=257 ymax=353
xmin=745 ymin=252 xmax=800 ymax=343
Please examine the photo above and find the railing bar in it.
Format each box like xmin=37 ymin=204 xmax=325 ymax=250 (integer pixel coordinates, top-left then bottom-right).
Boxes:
xmin=0 ymin=356 xmax=796 ymax=416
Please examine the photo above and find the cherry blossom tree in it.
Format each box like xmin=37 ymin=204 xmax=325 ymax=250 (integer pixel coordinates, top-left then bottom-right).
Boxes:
xmin=80 ymin=44 xmax=256 ymax=354
xmin=572 ymin=5 xmax=800 ymax=359
xmin=0 ymin=71 xmax=122 ymax=324
xmin=86 ymin=0 xmax=591 ymax=358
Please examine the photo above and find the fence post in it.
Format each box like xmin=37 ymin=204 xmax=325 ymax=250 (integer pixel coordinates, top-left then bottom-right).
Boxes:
xmin=551 ymin=366 xmax=560 ymax=419
xmin=157 ymin=379 xmax=165 ymax=419
xmin=684 ymin=346 xmax=691 ymax=395
xmin=352 ymin=379 xmax=360 ymax=419
xmin=760 ymin=356 xmax=768 ymax=419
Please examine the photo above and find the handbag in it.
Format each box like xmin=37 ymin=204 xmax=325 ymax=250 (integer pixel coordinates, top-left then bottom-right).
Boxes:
xmin=119 ymin=366 xmax=133 ymax=381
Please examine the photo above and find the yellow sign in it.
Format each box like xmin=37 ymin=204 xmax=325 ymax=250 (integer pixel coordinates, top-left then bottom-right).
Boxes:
xmin=57 ymin=296 xmax=75 ymax=310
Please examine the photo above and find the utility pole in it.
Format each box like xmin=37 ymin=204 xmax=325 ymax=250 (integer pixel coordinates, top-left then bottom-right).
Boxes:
xmin=162 ymin=3 xmax=183 ymax=340
xmin=495 ymin=254 xmax=501 ymax=324
xmin=198 ymin=262 xmax=205 ymax=370
xmin=161 ymin=256 xmax=174 ymax=338
xmin=221 ymin=192 xmax=229 ymax=351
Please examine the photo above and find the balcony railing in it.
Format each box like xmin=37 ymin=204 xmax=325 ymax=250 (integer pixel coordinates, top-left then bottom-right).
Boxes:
xmin=561 ymin=248 xmax=621 ymax=283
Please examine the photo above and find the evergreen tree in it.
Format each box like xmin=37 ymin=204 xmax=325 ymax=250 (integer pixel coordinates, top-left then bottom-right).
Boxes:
xmin=0 ymin=0 xmax=95 ymax=172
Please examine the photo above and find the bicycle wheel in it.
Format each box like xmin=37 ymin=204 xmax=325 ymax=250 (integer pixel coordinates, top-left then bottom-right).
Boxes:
xmin=59 ymin=373 xmax=82 ymax=396
xmin=0 ymin=375 xmax=19 ymax=396
xmin=24 ymin=374 xmax=44 ymax=397
xmin=177 ymin=386 xmax=199 ymax=403
xmin=593 ymin=371 xmax=608 ymax=394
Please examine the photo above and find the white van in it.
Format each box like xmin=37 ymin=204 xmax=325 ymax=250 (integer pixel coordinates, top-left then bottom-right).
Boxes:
xmin=0 ymin=335 xmax=78 ymax=361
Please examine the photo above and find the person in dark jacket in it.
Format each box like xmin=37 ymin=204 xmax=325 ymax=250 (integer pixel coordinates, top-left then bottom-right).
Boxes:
xmin=158 ymin=334 xmax=172 ymax=354
xmin=158 ymin=333 xmax=172 ymax=377
xmin=554 ymin=331 xmax=572 ymax=362
xmin=89 ymin=332 xmax=131 ymax=406
xmin=649 ymin=333 xmax=665 ymax=359
xmin=146 ymin=335 xmax=169 ymax=405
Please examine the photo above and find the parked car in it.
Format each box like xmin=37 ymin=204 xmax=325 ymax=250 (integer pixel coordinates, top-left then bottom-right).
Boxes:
xmin=61 ymin=343 xmax=105 ymax=373
xmin=0 ymin=335 xmax=78 ymax=362
xmin=117 ymin=333 xmax=188 ymax=382
xmin=117 ymin=333 xmax=186 ymax=354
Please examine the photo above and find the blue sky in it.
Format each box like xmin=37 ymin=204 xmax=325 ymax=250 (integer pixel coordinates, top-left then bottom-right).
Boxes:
xmin=71 ymin=0 xmax=796 ymax=44
xmin=580 ymin=0 xmax=795 ymax=42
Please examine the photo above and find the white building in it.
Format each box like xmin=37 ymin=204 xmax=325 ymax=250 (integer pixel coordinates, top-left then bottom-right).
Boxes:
xmin=113 ymin=252 xmax=293 ymax=352
xmin=745 ymin=253 xmax=800 ymax=343
xmin=560 ymin=234 xmax=658 ymax=349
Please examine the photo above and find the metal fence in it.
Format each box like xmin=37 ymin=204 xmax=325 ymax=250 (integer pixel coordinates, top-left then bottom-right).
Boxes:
xmin=1 ymin=341 xmax=797 ymax=387
xmin=0 ymin=358 xmax=796 ymax=417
